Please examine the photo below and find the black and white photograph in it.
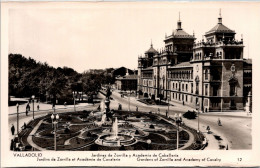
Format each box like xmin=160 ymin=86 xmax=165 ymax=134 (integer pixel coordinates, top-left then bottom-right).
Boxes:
xmin=1 ymin=1 xmax=260 ymax=167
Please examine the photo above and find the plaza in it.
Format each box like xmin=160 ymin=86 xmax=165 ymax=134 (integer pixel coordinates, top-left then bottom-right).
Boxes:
xmin=10 ymin=89 xmax=209 ymax=151
xmin=9 ymin=87 xmax=251 ymax=151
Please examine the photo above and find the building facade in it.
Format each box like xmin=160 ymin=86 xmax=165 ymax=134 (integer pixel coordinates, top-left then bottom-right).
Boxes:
xmin=115 ymin=74 xmax=138 ymax=91
xmin=138 ymin=13 xmax=252 ymax=112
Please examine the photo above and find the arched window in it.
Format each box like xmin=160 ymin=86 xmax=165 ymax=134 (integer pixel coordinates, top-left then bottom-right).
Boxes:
xmin=196 ymin=82 xmax=199 ymax=95
xmin=229 ymin=78 xmax=237 ymax=96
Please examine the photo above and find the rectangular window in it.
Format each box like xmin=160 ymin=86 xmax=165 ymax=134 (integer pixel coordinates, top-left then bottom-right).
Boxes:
xmin=191 ymin=83 xmax=193 ymax=93
xmin=205 ymin=69 xmax=209 ymax=80
xmin=205 ymin=84 xmax=208 ymax=96
xmin=186 ymin=95 xmax=188 ymax=102
xmin=213 ymin=86 xmax=218 ymax=96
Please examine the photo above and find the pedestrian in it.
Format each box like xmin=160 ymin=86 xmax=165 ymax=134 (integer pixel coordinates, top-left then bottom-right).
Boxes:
xmin=37 ymin=104 xmax=40 ymax=111
xmin=10 ymin=139 xmax=14 ymax=150
xmin=23 ymin=122 xmax=27 ymax=130
xmin=218 ymin=118 xmax=222 ymax=126
xmin=11 ymin=124 xmax=15 ymax=135
xmin=26 ymin=103 xmax=30 ymax=111
xmin=118 ymin=104 xmax=122 ymax=110
xmin=206 ymin=126 xmax=210 ymax=134
xmin=136 ymin=106 xmax=138 ymax=112
xmin=157 ymin=108 xmax=160 ymax=114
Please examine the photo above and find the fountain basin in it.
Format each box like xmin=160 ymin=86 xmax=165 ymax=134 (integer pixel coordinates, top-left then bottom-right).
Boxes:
xmin=95 ymin=133 xmax=136 ymax=147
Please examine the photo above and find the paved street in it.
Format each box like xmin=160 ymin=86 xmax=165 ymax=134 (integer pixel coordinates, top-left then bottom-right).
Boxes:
xmin=108 ymin=90 xmax=252 ymax=150
xmin=8 ymin=91 xmax=252 ymax=150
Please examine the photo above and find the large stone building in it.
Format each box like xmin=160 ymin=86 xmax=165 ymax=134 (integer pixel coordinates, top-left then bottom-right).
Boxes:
xmin=137 ymin=12 xmax=252 ymax=112
xmin=115 ymin=71 xmax=138 ymax=91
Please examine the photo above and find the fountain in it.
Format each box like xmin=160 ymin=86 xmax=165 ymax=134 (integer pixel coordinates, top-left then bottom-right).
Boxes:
xmin=94 ymin=86 xmax=136 ymax=147
xmin=95 ymin=117 xmax=136 ymax=147
xmin=111 ymin=117 xmax=118 ymax=139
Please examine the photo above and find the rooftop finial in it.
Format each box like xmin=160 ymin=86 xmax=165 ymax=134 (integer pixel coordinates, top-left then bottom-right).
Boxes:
xmin=177 ymin=12 xmax=182 ymax=30
xmin=193 ymin=30 xmax=195 ymax=37
xmin=151 ymin=39 xmax=153 ymax=47
xmin=218 ymin=9 xmax=222 ymax=24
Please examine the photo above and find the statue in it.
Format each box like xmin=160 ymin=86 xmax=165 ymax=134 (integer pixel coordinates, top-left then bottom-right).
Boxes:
xmin=106 ymin=86 xmax=112 ymax=98
xmin=105 ymin=86 xmax=113 ymax=121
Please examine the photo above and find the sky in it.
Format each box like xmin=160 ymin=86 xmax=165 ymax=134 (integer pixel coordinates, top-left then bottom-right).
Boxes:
xmin=8 ymin=2 xmax=260 ymax=73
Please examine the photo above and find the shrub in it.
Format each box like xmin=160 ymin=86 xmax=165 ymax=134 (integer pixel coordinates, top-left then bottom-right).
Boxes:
xmin=144 ymin=93 xmax=148 ymax=98
xmin=183 ymin=110 xmax=197 ymax=119
xmin=119 ymin=145 xmax=126 ymax=150
xmin=64 ymin=128 xmax=70 ymax=134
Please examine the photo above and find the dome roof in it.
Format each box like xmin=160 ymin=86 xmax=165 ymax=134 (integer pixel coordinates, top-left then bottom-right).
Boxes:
xmin=145 ymin=44 xmax=158 ymax=54
xmin=206 ymin=23 xmax=235 ymax=35
xmin=172 ymin=29 xmax=194 ymax=39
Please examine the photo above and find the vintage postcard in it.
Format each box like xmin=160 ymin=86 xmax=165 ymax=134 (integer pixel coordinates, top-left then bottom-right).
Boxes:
xmin=1 ymin=1 xmax=260 ymax=167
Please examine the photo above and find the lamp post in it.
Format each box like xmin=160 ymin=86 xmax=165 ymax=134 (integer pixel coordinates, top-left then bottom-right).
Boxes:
xmin=51 ymin=112 xmax=59 ymax=151
xmin=31 ymin=95 xmax=35 ymax=120
xmin=167 ymin=95 xmax=170 ymax=113
xmin=128 ymin=92 xmax=130 ymax=111
xmin=196 ymin=101 xmax=200 ymax=133
xmin=174 ymin=113 xmax=182 ymax=150
xmin=146 ymin=139 xmax=151 ymax=150
xmin=72 ymin=91 xmax=76 ymax=112
xmin=16 ymin=103 xmax=19 ymax=137
xmin=51 ymin=106 xmax=55 ymax=128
